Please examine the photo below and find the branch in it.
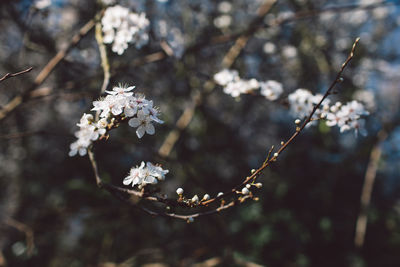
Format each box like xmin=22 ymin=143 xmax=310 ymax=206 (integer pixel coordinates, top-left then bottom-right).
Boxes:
xmin=203 ymin=37 xmax=361 ymax=206
xmin=3 ymin=217 xmax=35 ymax=256
xmin=354 ymin=129 xmax=388 ymax=248
xmin=0 ymin=67 xmax=33 ymax=83
xmin=95 ymin=21 xmax=110 ymax=97
xmin=86 ymin=38 xmax=360 ymax=221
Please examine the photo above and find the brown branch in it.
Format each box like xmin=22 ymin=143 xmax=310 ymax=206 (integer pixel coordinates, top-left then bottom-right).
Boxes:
xmin=3 ymin=217 xmax=35 ymax=256
xmin=203 ymin=37 xmax=360 ymax=206
xmin=88 ymin=147 xmax=252 ymax=221
xmin=354 ymin=129 xmax=388 ymax=248
xmin=87 ymin=37 xmax=359 ymax=220
xmin=0 ymin=67 xmax=33 ymax=83
xmin=95 ymin=22 xmax=110 ymax=96
xmin=88 ymin=149 xmax=103 ymax=188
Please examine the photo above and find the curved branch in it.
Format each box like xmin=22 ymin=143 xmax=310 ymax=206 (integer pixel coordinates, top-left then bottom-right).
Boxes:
xmin=86 ymin=38 xmax=360 ymax=221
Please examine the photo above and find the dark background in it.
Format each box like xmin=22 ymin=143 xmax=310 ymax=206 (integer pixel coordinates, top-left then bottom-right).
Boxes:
xmin=1 ymin=0 xmax=400 ymax=266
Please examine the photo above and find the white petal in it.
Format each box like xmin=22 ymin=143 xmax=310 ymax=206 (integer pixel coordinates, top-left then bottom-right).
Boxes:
xmin=69 ymin=149 xmax=77 ymax=157
xmin=124 ymin=107 xmax=136 ymax=117
xmin=111 ymin=105 xmax=123 ymax=115
xmin=123 ymin=176 xmax=133 ymax=185
xmin=144 ymin=176 xmax=157 ymax=184
xmin=136 ymin=126 xmax=145 ymax=138
xmin=128 ymin=118 xmax=140 ymax=127
xmin=78 ymin=148 xmax=87 ymax=156
xmin=146 ymin=123 xmax=155 ymax=135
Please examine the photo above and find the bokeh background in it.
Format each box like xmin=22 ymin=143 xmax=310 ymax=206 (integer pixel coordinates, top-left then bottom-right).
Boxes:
xmin=1 ymin=0 xmax=400 ymax=266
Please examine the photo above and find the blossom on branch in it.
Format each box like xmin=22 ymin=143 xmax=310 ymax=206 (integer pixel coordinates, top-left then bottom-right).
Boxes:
xmin=123 ymin=162 xmax=169 ymax=188
xmin=288 ymin=89 xmax=369 ymax=135
xmin=259 ymin=80 xmax=283 ymax=101
xmin=325 ymin=100 xmax=369 ymax=136
xmin=69 ymin=85 xmax=163 ymax=157
xmin=214 ymin=69 xmax=283 ymax=99
xmin=101 ymin=5 xmax=150 ymax=55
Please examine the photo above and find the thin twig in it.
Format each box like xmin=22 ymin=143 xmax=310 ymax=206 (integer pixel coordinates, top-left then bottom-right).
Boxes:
xmin=3 ymin=217 xmax=35 ymax=256
xmin=0 ymin=67 xmax=33 ymax=83
xmin=354 ymin=129 xmax=388 ymax=248
xmin=203 ymin=37 xmax=361 ymax=205
xmin=88 ymin=149 xmax=103 ymax=188
xmin=87 ymin=38 xmax=360 ymax=221
xmin=95 ymin=22 xmax=110 ymax=96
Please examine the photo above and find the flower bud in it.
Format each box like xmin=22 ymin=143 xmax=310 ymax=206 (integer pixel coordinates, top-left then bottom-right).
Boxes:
xmin=202 ymin=194 xmax=210 ymax=201
xmin=176 ymin=188 xmax=184 ymax=195
xmin=246 ymin=184 xmax=251 ymax=189
xmin=217 ymin=192 xmax=224 ymax=197
xmin=241 ymin=187 xmax=250 ymax=195
xmin=255 ymin=183 xmax=263 ymax=188
xmin=295 ymin=119 xmax=301 ymax=125
xmin=191 ymin=195 xmax=199 ymax=203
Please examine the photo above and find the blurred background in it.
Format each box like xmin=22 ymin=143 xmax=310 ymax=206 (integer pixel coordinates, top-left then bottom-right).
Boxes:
xmin=1 ymin=0 xmax=400 ymax=266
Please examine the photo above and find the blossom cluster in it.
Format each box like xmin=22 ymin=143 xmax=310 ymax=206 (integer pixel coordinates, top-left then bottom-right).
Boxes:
xmin=123 ymin=161 xmax=169 ymax=188
xmin=68 ymin=113 xmax=107 ymax=157
xmin=288 ymin=88 xmax=330 ymax=119
xmin=288 ymin=89 xmax=369 ymax=135
xmin=101 ymin=5 xmax=150 ymax=55
xmin=69 ymin=85 xmax=163 ymax=157
xmin=214 ymin=69 xmax=283 ymax=100
xmin=325 ymin=100 xmax=369 ymax=136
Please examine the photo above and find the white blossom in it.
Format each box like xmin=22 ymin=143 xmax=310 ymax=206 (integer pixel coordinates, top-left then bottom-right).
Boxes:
xmin=69 ymin=84 xmax=163 ymax=156
xmin=259 ymin=80 xmax=283 ymax=101
xmin=146 ymin=162 xmax=169 ymax=181
xmin=223 ymin=79 xmax=259 ymax=97
xmin=214 ymin=69 xmax=283 ymax=99
xmin=325 ymin=100 xmax=369 ymax=135
xmin=105 ymin=85 xmax=135 ymax=97
xmin=214 ymin=69 xmax=239 ymax=86
xmin=288 ymin=89 xmax=329 ymax=119
xmin=123 ymin=161 xmax=146 ymax=186
xmin=123 ymin=161 xmax=169 ymax=187
xmin=68 ymin=113 xmax=107 ymax=157
xmin=102 ymin=5 xmax=150 ymax=55
xmin=128 ymin=110 xmax=155 ymax=138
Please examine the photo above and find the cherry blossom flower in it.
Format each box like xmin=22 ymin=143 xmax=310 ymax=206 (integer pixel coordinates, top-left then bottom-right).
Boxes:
xmin=259 ymin=80 xmax=283 ymax=101
xmin=123 ymin=161 xmax=146 ymax=186
xmin=146 ymin=162 xmax=169 ymax=181
xmin=122 ymin=161 xmax=169 ymax=187
xmin=105 ymin=85 xmax=135 ymax=97
xmin=128 ymin=110 xmax=155 ymax=138
xmin=325 ymin=100 xmax=369 ymax=135
xmin=214 ymin=69 xmax=239 ymax=86
xmin=101 ymin=5 xmax=149 ymax=55
xmin=69 ymin=84 xmax=163 ymax=156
